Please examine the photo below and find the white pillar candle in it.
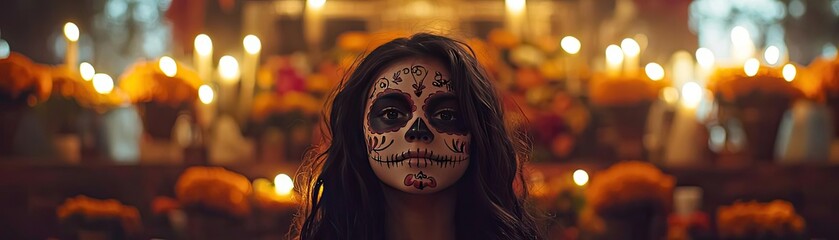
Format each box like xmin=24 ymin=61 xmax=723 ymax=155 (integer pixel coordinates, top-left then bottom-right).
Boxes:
xmin=605 ymin=44 xmax=623 ymax=78
xmin=218 ymin=55 xmax=240 ymax=115
xmin=194 ymin=34 xmax=213 ymax=84
xmin=505 ymin=0 xmax=526 ymax=40
xmin=63 ymin=22 xmax=80 ymax=72
xmin=561 ymin=36 xmax=581 ymax=95
xmin=621 ymin=38 xmax=641 ymax=76
xmin=239 ymin=35 xmax=261 ymax=123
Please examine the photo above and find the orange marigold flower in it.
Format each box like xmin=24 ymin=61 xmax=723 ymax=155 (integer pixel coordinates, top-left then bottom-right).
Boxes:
xmin=56 ymin=195 xmax=142 ymax=234
xmin=175 ymin=166 xmax=252 ymax=217
xmin=585 ymin=161 xmax=675 ymax=216
xmin=717 ymin=200 xmax=805 ymax=238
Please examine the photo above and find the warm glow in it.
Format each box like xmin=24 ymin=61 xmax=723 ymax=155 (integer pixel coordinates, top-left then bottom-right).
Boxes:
xmin=92 ymin=73 xmax=114 ymax=94
xmin=661 ymin=87 xmax=680 ymax=105
xmin=243 ymin=35 xmax=262 ymax=54
xmin=198 ymin=84 xmax=214 ymax=104
xmin=218 ymin=55 xmax=240 ymax=83
xmin=681 ymin=82 xmax=703 ymax=108
xmin=620 ymin=38 xmax=640 ymax=57
xmin=560 ymin=36 xmax=581 ymax=55
xmin=159 ymin=56 xmax=177 ymax=77
xmin=605 ymin=44 xmax=624 ymax=66
xmin=274 ymin=173 xmax=294 ymax=195
xmin=782 ymin=64 xmax=796 ymax=82
xmin=506 ymin=0 xmax=526 ymax=13
xmin=730 ymin=26 xmax=751 ymax=46
xmin=308 ymin=0 xmax=326 ymax=9
xmin=63 ymin=22 xmax=79 ymax=42
xmin=764 ymin=46 xmax=780 ymax=65
xmin=645 ymin=62 xmax=665 ymax=81
xmin=695 ymin=48 xmax=715 ymax=68
xmin=572 ymin=169 xmax=589 ymax=186
xmin=194 ymin=34 xmax=213 ymax=56
xmin=744 ymin=58 xmax=760 ymax=77
xmin=79 ymin=62 xmax=95 ymax=81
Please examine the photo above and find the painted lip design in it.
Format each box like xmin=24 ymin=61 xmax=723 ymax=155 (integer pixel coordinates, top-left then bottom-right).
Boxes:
xmin=404 ymin=171 xmax=436 ymax=190
xmin=370 ymin=149 xmax=468 ymax=167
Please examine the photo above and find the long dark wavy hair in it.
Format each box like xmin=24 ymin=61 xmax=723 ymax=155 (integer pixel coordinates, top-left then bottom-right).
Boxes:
xmin=292 ymin=33 xmax=543 ymax=240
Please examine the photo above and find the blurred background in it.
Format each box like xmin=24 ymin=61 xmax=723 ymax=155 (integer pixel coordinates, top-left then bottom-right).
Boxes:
xmin=0 ymin=0 xmax=838 ymax=239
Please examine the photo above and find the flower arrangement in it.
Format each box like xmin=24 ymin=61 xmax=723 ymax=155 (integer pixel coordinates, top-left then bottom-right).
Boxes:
xmin=50 ymin=66 xmax=122 ymax=109
xmin=0 ymin=52 xmax=52 ymax=107
xmin=717 ymin=200 xmax=805 ymax=239
xmin=56 ymin=195 xmax=142 ymax=238
xmin=586 ymin=161 xmax=675 ymax=215
xmin=707 ymin=67 xmax=803 ymax=103
xmin=118 ymin=59 xmax=202 ymax=106
xmin=588 ymin=73 xmax=663 ymax=107
xmin=582 ymin=161 xmax=675 ymax=239
xmin=175 ymin=166 xmax=252 ymax=218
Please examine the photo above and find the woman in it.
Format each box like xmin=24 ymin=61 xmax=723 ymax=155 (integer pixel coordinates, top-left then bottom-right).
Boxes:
xmin=293 ymin=33 xmax=543 ymax=240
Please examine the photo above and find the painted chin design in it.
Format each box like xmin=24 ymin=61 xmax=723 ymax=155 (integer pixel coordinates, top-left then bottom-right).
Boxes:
xmin=404 ymin=171 xmax=437 ymax=190
xmin=370 ymin=149 xmax=468 ymax=168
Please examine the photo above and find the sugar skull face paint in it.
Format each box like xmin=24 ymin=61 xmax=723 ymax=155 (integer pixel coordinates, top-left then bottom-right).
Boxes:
xmin=364 ymin=58 xmax=470 ymax=194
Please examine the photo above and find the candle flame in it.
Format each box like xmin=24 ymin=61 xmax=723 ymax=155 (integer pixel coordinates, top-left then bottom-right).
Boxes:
xmin=308 ymin=0 xmax=326 ymax=9
xmin=198 ymin=84 xmax=214 ymax=104
xmin=695 ymin=48 xmax=715 ymax=68
xmin=744 ymin=58 xmax=760 ymax=77
xmin=572 ymin=169 xmax=589 ymax=186
xmin=79 ymin=62 xmax=95 ymax=81
xmin=621 ymin=38 xmax=640 ymax=57
xmin=645 ymin=62 xmax=665 ymax=81
xmin=681 ymin=82 xmax=703 ymax=108
xmin=274 ymin=173 xmax=294 ymax=195
xmin=92 ymin=73 xmax=114 ymax=94
xmin=764 ymin=46 xmax=780 ymax=65
xmin=782 ymin=64 xmax=796 ymax=82
xmin=63 ymin=22 xmax=79 ymax=42
xmin=605 ymin=44 xmax=624 ymax=66
xmin=243 ymin=35 xmax=262 ymax=54
xmin=218 ymin=55 xmax=240 ymax=83
xmin=194 ymin=34 xmax=213 ymax=56
xmin=560 ymin=36 xmax=581 ymax=55
xmin=159 ymin=56 xmax=177 ymax=77
xmin=506 ymin=0 xmax=526 ymax=13
xmin=730 ymin=26 xmax=751 ymax=46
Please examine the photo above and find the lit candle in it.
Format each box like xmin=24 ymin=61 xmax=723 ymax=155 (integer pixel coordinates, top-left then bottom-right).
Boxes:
xmin=305 ymin=0 xmax=326 ymax=63
xmin=92 ymin=73 xmax=114 ymax=94
xmin=694 ymin=48 xmax=715 ymax=84
xmin=505 ymin=0 xmax=526 ymax=40
xmin=730 ymin=26 xmax=755 ymax=65
xmin=79 ymin=62 xmax=95 ymax=81
xmin=159 ymin=56 xmax=177 ymax=77
xmin=197 ymin=84 xmax=216 ymax=129
xmin=194 ymin=34 xmax=213 ymax=84
xmin=605 ymin=44 xmax=624 ymax=78
xmin=218 ymin=55 xmax=240 ymax=115
xmin=645 ymin=62 xmax=664 ymax=81
xmin=572 ymin=169 xmax=588 ymax=187
xmin=621 ymin=38 xmax=641 ymax=76
xmin=561 ymin=36 xmax=581 ymax=95
xmin=671 ymin=51 xmax=694 ymax=89
xmin=63 ymin=22 xmax=80 ymax=72
xmin=239 ymin=35 xmax=261 ymax=122
xmin=274 ymin=173 xmax=294 ymax=197
xmin=663 ymin=82 xmax=704 ymax=165
xmin=743 ymin=58 xmax=759 ymax=77
xmin=764 ymin=46 xmax=780 ymax=66
xmin=782 ymin=64 xmax=796 ymax=82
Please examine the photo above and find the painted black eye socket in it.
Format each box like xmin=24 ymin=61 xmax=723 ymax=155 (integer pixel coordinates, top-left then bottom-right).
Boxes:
xmin=433 ymin=109 xmax=457 ymax=121
xmin=381 ymin=108 xmax=405 ymax=120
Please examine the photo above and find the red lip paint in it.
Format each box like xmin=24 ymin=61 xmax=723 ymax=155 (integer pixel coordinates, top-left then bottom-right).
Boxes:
xmin=404 ymin=172 xmax=436 ymax=190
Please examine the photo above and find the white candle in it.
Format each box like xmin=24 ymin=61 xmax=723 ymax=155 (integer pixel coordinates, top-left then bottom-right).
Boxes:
xmin=63 ymin=22 xmax=80 ymax=72
xmin=194 ymin=34 xmax=213 ymax=84
xmin=663 ymin=82 xmax=704 ymax=165
xmin=561 ymin=36 xmax=581 ymax=95
xmin=505 ymin=0 xmax=526 ymax=40
xmin=671 ymin=51 xmax=694 ymax=89
xmin=621 ymin=38 xmax=641 ymax=76
xmin=197 ymin=84 xmax=217 ymax=130
xmin=305 ymin=0 xmax=326 ymax=63
xmin=605 ymin=44 xmax=623 ymax=78
xmin=239 ymin=35 xmax=261 ymax=123
xmin=694 ymin=48 xmax=715 ymax=85
xmin=218 ymin=55 xmax=240 ymax=115
xmin=730 ymin=26 xmax=755 ymax=65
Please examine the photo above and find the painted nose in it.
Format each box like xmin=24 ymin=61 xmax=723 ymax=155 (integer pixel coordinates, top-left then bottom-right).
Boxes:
xmin=405 ymin=118 xmax=434 ymax=143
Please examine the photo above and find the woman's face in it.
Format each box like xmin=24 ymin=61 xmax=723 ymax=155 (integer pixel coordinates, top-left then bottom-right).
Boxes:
xmin=363 ymin=58 xmax=470 ymax=194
